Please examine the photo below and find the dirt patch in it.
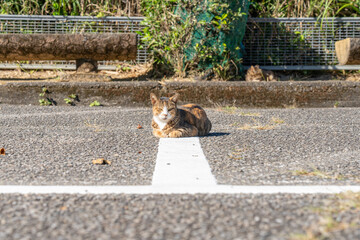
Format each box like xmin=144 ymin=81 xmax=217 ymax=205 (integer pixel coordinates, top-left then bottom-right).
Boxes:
xmin=344 ymin=72 xmax=360 ymax=82
xmin=2 ymin=81 xmax=360 ymax=108
xmin=0 ymin=63 xmax=152 ymax=83
xmin=1 ymin=64 xmax=360 ymax=83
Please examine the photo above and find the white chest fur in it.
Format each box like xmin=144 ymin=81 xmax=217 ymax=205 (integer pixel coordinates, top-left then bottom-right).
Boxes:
xmin=153 ymin=116 xmax=168 ymax=130
xmin=153 ymin=106 xmax=172 ymax=130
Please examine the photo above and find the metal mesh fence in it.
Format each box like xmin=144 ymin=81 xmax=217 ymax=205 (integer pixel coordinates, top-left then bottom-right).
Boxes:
xmin=0 ymin=15 xmax=147 ymax=70
xmin=243 ymin=17 xmax=360 ymax=70
xmin=1 ymin=15 xmax=360 ymax=70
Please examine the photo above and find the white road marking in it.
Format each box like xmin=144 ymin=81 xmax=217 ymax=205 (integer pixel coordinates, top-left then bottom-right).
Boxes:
xmin=152 ymin=137 xmax=217 ymax=186
xmin=1 ymin=137 xmax=360 ymax=195
xmin=0 ymin=185 xmax=360 ymax=194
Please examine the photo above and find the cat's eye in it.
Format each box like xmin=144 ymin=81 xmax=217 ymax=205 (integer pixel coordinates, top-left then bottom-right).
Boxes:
xmin=168 ymin=108 xmax=174 ymax=111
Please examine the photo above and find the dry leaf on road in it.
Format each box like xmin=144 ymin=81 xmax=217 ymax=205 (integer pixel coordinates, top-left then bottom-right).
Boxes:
xmin=92 ymin=158 xmax=111 ymax=165
xmin=0 ymin=148 xmax=5 ymax=155
xmin=60 ymin=206 xmax=67 ymax=211
xmin=137 ymin=124 xmax=143 ymax=129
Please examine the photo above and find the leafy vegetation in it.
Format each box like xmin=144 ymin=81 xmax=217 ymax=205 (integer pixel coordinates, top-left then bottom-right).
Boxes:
xmin=2 ymin=0 xmax=360 ymax=17
xmin=64 ymin=94 xmax=78 ymax=106
xmin=139 ymin=0 xmax=249 ymax=80
xmin=0 ymin=0 xmax=141 ymax=16
xmin=249 ymin=0 xmax=360 ymax=18
xmin=38 ymin=87 xmax=56 ymax=106
xmin=89 ymin=100 xmax=101 ymax=107
xmin=2 ymin=0 xmax=360 ymax=80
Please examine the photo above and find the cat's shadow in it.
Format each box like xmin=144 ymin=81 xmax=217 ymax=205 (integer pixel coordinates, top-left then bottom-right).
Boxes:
xmin=201 ymin=132 xmax=230 ymax=138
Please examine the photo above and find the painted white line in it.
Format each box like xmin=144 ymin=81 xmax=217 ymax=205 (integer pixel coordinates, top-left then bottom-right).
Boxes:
xmin=2 ymin=137 xmax=359 ymax=195
xmin=0 ymin=185 xmax=360 ymax=194
xmin=152 ymin=137 xmax=217 ymax=186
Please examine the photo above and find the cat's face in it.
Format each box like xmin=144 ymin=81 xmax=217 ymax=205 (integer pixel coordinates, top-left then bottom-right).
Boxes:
xmin=150 ymin=93 xmax=179 ymax=122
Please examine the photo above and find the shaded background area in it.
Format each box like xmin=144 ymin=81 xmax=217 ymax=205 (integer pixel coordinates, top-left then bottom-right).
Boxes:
xmin=242 ymin=17 xmax=360 ymax=69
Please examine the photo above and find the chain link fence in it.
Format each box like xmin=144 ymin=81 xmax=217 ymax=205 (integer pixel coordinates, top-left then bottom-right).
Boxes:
xmin=1 ymin=15 xmax=360 ymax=70
xmin=243 ymin=17 xmax=360 ymax=70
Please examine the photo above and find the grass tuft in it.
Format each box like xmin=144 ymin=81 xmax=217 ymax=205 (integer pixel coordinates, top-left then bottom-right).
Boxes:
xmin=236 ymin=116 xmax=285 ymax=130
xmin=84 ymin=120 xmax=105 ymax=132
xmin=292 ymin=168 xmax=344 ymax=180
xmin=291 ymin=192 xmax=360 ymax=239
xmin=228 ymin=147 xmax=248 ymax=160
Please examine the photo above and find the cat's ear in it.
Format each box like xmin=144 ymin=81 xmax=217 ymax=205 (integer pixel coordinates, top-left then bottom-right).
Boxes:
xmin=150 ymin=93 xmax=158 ymax=105
xmin=170 ymin=93 xmax=179 ymax=103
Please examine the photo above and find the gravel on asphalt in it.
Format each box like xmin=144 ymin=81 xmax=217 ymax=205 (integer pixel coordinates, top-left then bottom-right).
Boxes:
xmin=1 ymin=105 xmax=360 ymax=186
xmin=0 ymin=105 xmax=157 ymax=185
xmin=201 ymin=108 xmax=360 ymax=185
xmin=0 ymin=193 xmax=359 ymax=240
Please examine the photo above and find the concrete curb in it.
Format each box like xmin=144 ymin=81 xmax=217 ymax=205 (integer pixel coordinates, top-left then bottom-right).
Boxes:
xmin=1 ymin=81 xmax=360 ymax=108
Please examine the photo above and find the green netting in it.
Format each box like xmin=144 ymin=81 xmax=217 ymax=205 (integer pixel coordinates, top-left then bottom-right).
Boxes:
xmin=175 ymin=0 xmax=250 ymax=72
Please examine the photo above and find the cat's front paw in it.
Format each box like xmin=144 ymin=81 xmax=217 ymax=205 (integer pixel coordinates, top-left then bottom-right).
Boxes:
xmin=168 ymin=130 xmax=183 ymax=138
xmin=153 ymin=129 xmax=166 ymax=138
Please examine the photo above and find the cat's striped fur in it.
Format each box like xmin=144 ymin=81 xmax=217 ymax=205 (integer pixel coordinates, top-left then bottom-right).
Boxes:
xmin=150 ymin=93 xmax=212 ymax=138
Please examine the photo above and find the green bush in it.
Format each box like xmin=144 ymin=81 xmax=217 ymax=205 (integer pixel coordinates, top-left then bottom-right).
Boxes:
xmin=140 ymin=0 xmax=249 ymax=80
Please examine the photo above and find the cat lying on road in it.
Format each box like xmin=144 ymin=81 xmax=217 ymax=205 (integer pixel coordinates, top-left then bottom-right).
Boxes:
xmin=150 ymin=93 xmax=212 ymax=138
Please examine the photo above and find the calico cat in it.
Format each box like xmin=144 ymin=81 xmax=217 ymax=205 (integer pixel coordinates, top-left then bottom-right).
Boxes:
xmin=245 ymin=65 xmax=277 ymax=82
xmin=150 ymin=93 xmax=212 ymax=138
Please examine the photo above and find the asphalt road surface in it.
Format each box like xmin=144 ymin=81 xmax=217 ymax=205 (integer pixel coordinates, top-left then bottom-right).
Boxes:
xmin=0 ymin=105 xmax=359 ymax=239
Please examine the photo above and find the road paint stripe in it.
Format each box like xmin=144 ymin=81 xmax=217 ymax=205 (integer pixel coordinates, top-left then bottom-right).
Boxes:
xmin=2 ymin=137 xmax=359 ymax=195
xmin=151 ymin=137 xmax=217 ymax=186
xmin=0 ymin=185 xmax=359 ymax=194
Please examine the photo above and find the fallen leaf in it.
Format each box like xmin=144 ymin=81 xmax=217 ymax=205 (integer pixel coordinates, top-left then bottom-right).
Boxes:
xmin=92 ymin=158 xmax=111 ymax=165
xmin=137 ymin=124 xmax=143 ymax=129
xmin=138 ymin=151 xmax=142 ymax=154
xmin=103 ymin=159 xmax=111 ymax=165
xmin=60 ymin=206 xmax=67 ymax=211
xmin=0 ymin=148 xmax=5 ymax=155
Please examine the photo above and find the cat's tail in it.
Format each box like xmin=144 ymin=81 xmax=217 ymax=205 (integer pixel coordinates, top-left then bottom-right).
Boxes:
xmin=199 ymin=118 xmax=212 ymax=136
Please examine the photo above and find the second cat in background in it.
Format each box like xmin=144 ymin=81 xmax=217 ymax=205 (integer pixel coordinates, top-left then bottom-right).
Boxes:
xmin=245 ymin=65 xmax=277 ymax=82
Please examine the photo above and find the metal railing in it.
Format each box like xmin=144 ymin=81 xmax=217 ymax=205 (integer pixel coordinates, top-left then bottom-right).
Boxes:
xmin=0 ymin=15 xmax=147 ymax=70
xmin=1 ymin=15 xmax=360 ymax=70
